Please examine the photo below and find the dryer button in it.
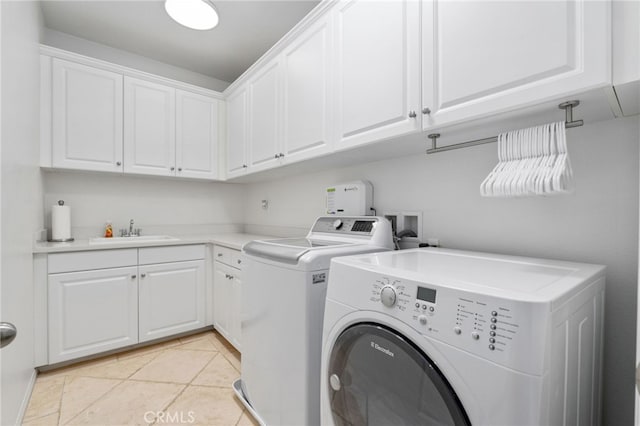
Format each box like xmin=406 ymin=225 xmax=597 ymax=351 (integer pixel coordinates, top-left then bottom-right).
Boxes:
xmin=453 ymin=326 xmax=462 ymax=335
xmin=418 ymin=315 xmax=428 ymax=325
xmin=489 ymin=344 xmax=495 ymax=351
xmin=490 ymin=317 xmax=497 ymax=323
xmin=489 ymin=338 xmax=496 ymax=343
xmin=490 ymin=324 xmax=497 ymax=330
xmin=471 ymin=332 xmax=480 ymax=340
xmin=329 ymin=374 xmax=341 ymax=391
xmin=490 ymin=331 xmax=496 ymax=337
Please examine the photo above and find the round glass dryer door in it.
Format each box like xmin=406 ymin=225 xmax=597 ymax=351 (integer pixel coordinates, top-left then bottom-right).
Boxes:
xmin=328 ymin=323 xmax=471 ymax=426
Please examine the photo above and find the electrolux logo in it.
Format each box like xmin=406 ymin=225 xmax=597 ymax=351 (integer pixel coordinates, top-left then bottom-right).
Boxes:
xmin=370 ymin=341 xmax=394 ymax=357
xmin=344 ymin=186 xmax=359 ymax=191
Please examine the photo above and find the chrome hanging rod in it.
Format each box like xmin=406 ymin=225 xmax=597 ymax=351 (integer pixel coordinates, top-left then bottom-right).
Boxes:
xmin=425 ymin=100 xmax=584 ymax=155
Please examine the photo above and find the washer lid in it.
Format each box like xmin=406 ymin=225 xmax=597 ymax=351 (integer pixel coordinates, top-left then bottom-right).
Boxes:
xmin=243 ymin=238 xmax=351 ymax=264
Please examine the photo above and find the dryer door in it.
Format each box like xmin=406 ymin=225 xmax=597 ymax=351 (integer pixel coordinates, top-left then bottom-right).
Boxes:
xmin=328 ymin=323 xmax=470 ymax=426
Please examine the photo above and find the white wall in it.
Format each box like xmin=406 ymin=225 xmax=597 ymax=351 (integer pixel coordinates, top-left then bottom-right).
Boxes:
xmin=244 ymin=115 xmax=640 ymax=426
xmin=0 ymin=1 xmax=44 ymax=424
xmin=42 ymin=28 xmax=230 ymax=92
xmin=43 ymin=172 xmax=246 ymax=238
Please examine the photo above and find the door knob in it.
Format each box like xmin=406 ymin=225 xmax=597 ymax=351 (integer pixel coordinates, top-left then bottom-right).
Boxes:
xmin=141 ymin=273 xmax=146 ymax=278
xmin=116 ymin=161 xmax=122 ymax=166
xmin=422 ymin=107 xmax=431 ymax=115
xmin=0 ymin=322 xmax=17 ymax=349
xmin=408 ymin=111 xmax=417 ymax=118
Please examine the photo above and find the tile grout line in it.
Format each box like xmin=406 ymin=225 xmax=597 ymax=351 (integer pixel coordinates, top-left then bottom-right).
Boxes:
xmin=59 ymin=342 xmax=192 ymax=426
xmin=58 ymin=343 xmax=171 ymax=426
xmin=56 ymin=375 xmax=68 ymax=426
xmin=58 ymin=379 xmax=125 ymax=426
xmin=148 ymin=383 xmax=189 ymax=426
xmin=147 ymin=345 xmax=217 ymax=424
xmin=26 ymin=333 xmax=227 ymax=426
xmin=22 ymin=375 xmax=66 ymax=424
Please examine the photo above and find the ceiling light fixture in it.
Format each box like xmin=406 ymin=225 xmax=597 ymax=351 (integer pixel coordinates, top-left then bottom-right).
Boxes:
xmin=164 ymin=0 xmax=219 ymax=31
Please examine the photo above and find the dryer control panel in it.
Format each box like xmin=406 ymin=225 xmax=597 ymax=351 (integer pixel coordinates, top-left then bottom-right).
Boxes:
xmin=359 ymin=270 xmax=548 ymax=375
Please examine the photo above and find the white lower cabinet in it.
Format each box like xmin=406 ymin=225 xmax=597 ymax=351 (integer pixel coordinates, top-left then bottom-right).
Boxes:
xmin=48 ymin=266 xmax=138 ymax=364
xmin=213 ymin=246 xmax=242 ymax=351
xmin=46 ymin=245 xmax=206 ymax=364
xmin=138 ymin=260 xmax=205 ymax=343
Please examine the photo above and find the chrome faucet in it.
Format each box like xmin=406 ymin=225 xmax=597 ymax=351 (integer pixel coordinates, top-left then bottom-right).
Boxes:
xmin=119 ymin=219 xmax=141 ymax=237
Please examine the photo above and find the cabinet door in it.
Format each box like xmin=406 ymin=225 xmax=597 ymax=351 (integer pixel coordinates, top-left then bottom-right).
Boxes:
xmin=282 ymin=16 xmax=333 ymax=163
xmin=213 ymin=263 xmax=232 ymax=341
xmin=333 ymin=0 xmax=421 ymax=150
xmin=226 ymin=87 xmax=248 ymax=178
xmin=176 ymin=90 xmax=219 ymax=180
xmin=52 ymin=58 xmax=123 ymax=172
xmin=248 ymin=60 xmax=282 ymax=171
xmin=123 ymin=77 xmax=176 ymax=176
xmin=138 ymin=260 xmax=205 ymax=343
xmin=48 ymin=266 xmax=138 ymax=363
xmin=423 ymin=0 xmax=611 ymax=127
xmin=230 ymin=272 xmax=242 ymax=351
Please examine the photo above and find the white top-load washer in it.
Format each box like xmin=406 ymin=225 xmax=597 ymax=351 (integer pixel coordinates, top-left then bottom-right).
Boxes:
xmin=234 ymin=216 xmax=394 ymax=426
xmin=321 ymin=248 xmax=606 ymax=426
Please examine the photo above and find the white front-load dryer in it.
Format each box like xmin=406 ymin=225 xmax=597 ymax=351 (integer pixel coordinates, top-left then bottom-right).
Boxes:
xmin=321 ymin=248 xmax=606 ymax=426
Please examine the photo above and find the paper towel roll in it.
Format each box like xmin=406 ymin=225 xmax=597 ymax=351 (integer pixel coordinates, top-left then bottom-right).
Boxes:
xmin=51 ymin=201 xmax=71 ymax=241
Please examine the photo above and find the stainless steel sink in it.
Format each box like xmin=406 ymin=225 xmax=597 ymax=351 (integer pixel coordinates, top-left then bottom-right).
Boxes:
xmin=89 ymin=235 xmax=180 ymax=245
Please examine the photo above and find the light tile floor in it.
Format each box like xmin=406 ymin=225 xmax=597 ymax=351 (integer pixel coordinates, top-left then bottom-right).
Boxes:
xmin=22 ymin=331 xmax=259 ymax=426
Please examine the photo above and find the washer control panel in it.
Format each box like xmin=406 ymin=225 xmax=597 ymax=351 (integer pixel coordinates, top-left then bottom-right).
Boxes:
xmin=362 ymin=271 xmax=547 ymax=372
xmin=311 ymin=217 xmax=377 ymax=235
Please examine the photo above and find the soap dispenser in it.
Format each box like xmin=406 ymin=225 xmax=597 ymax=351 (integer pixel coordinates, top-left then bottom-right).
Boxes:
xmin=104 ymin=221 xmax=113 ymax=238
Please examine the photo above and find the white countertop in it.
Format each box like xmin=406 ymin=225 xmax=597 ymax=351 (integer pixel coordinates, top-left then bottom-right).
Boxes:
xmin=33 ymin=233 xmax=275 ymax=253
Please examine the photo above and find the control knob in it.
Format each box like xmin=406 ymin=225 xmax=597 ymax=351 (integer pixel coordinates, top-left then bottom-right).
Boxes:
xmin=380 ymin=285 xmax=397 ymax=308
xmin=333 ymin=219 xmax=343 ymax=230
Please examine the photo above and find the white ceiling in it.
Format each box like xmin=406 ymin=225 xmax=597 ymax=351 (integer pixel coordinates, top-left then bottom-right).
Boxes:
xmin=40 ymin=0 xmax=321 ymax=84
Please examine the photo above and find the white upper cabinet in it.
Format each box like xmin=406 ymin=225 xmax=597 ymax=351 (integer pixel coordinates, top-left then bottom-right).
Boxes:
xmin=226 ymin=86 xmax=249 ymax=178
xmin=52 ymin=58 xmax=123 ymax=172
xmin=44 ymin=51 xmax=221 ymax=180
xmin=333 ymin=0 xmax=421 ymax=150
xmin=423 ymin=0 xmax=611 ymax=127
xmin=124 ymin=77 xmax=176 ymax=176
xmin=282 ymin=16 xmax=333 ymax=162
xmin=248 ymin=59 xmax=282 ymax=171
xmin=176 ymin=90 xmax=219 ymax=179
